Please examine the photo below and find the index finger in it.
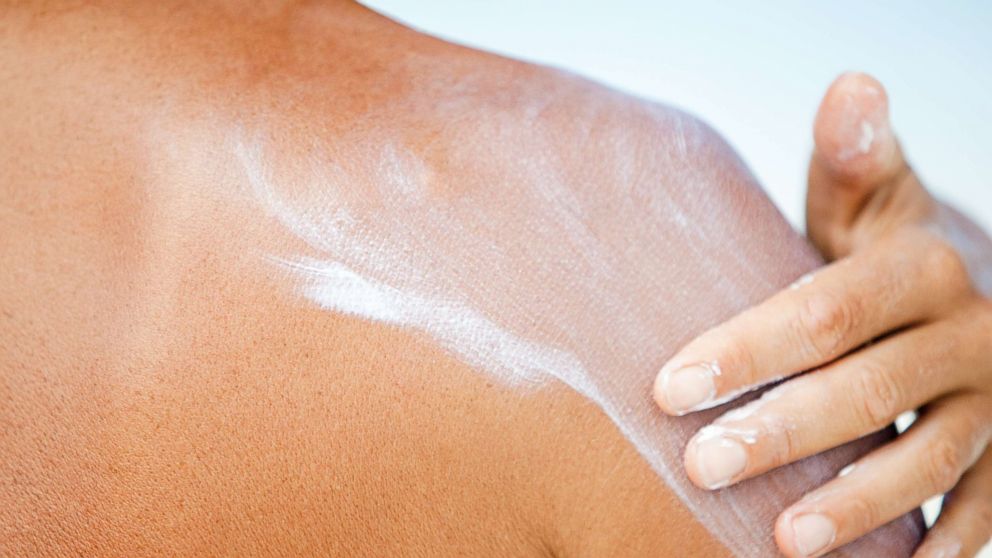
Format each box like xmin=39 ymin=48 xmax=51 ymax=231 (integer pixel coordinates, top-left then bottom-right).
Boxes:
xmin=652 ymin=229 xmax=970 ymax=416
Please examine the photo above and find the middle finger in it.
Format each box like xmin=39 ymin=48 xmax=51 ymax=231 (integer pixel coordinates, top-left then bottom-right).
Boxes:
xmin=682 ymin=313 xmax=983 ymax=490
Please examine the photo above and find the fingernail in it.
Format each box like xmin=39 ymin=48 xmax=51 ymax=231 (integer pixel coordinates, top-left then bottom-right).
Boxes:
xmin=919 ymin=538 xmax=962 ymax=558
xmin=662 ymin=365 xmax=716 ymax=413
xmin=694 ymin=435 xmax=747 ymax=489
xmin=792 ymin=513 xmax=836 ymax=556
xmin=833 ymin=76 xmax=891 ymax=164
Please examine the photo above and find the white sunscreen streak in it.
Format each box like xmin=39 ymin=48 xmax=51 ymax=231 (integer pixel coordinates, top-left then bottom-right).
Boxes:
xmin=232 ymin=133 xmax=734 ymax=550
xmin=231 ymin=123 xmax=919 ymax=557
xmin=234 ymin=135 xmax=685 ymax=489
xmin=282 ymin=257 xmax=571 ymax=388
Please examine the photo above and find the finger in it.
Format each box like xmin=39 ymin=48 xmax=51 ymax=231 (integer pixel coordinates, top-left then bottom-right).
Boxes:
xmin=774 ymin=394 xmax=992 ymax=557
xmin=653 ymin=229 xmax=973 ymax=416
xmin=914 ymin=448 xmax=992 ymax=558
xmin=682 ymin=313 xmax=985 ymax=489
xmin=807 ymin=71 xmax=933 ymax=260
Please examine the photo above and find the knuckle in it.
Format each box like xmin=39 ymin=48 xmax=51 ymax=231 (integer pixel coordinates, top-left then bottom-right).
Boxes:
xmin=945 ymin=302 xmax=992 ymax=373
xmin=777 ymin=420 xmax=802 ymax=465
xmin=924 ymin=437 xmax=963 ymax=494
xmin=923 ymin=236 xmax=971 ymax=293
xmin=796 ymin=290 xmax=861 ymax=360
xmin=713 ymin=330 xmax=759 ymax=388
xmin=821 ymin=225 xmax=851 ymax=260
xmin=851 ymin=360 xmax=903 ymax=427
xmin=846 ymin=495 xmax=882 ymax=532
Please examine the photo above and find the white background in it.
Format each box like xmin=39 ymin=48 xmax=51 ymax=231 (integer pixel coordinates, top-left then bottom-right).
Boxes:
xmin=363 ymin=0 xmax=991 ymax=232
xmin=362 ymin=1 xmax=991 ymax=555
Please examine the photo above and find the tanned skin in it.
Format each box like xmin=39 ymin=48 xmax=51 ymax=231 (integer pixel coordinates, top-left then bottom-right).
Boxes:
xmin=0 ymin=2 xmax=920 ymax=556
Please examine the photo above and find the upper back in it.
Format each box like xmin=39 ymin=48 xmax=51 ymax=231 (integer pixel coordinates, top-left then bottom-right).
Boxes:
xmin=0 ymin=2 xmax=921 ymax=556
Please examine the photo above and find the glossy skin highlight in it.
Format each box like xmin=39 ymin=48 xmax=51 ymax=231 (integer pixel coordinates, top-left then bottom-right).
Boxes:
xmin=1 ymin=2 xmax=922 ymax=556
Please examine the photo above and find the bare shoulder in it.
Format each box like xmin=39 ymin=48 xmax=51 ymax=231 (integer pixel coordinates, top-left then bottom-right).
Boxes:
xmin=0 ymin=3 xmax=920 ymax=557
xmin=0 ymin=3 xmax=730 ymax=556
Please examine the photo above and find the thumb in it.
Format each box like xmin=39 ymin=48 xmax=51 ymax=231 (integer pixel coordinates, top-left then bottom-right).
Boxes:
xmin=806 ymin=72 xmax=934 ymax=260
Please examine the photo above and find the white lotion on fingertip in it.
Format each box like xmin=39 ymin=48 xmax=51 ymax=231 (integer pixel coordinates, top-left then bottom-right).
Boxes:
xmin=789 ymin=272 xmax=815 ymax=290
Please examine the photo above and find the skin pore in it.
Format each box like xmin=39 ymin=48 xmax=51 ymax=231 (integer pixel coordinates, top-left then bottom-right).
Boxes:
xmin=1 ymin=2 xmax=923 ymax=556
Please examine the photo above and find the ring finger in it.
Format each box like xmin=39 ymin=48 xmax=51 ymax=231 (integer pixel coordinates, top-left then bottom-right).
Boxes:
xmin=776 ymin=393 xmax=992 ymax=557
xmin=914 ymin=445 xmax=992 ymax=558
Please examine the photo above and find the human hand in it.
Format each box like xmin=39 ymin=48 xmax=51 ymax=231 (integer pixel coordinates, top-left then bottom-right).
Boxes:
xmin=653 ymin=73 xmax=992 ymax=557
